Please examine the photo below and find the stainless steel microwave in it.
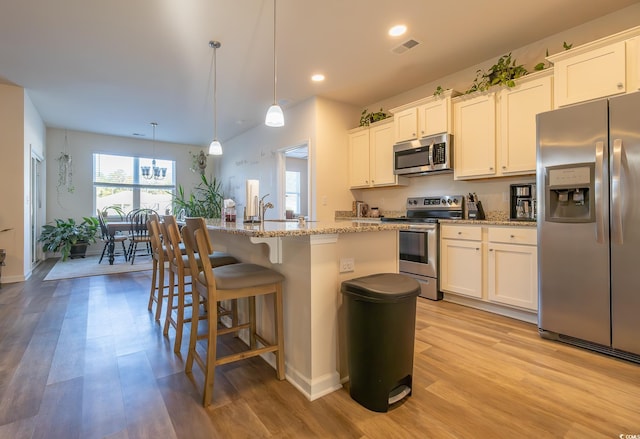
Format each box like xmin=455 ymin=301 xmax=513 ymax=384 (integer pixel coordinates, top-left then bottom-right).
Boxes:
xmin=393 ymin=133 xmax=453 ymax=176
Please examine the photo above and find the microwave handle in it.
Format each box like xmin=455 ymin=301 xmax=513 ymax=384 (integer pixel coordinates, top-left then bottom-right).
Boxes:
xmin=428 ymin=143 xmax=433 ymax=168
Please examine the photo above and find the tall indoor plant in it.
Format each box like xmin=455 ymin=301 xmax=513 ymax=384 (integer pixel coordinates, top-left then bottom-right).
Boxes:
xmin=38 ymin=217 xmax=99 ymax=261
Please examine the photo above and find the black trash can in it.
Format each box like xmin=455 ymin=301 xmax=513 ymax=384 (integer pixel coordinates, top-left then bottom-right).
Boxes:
xmin=341 ymin=273 xmax=421 ymax=412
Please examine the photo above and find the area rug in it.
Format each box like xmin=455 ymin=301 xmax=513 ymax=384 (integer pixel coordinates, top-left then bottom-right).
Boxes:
xmin=43 ymin=254 xmax=154 ymax=281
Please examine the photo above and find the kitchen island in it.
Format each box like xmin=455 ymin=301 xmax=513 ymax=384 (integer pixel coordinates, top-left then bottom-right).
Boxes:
xmin=203 ymin=219 xmax=408 ymax=401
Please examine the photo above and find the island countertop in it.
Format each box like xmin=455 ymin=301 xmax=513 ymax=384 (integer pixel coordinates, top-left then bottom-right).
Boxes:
xmin=203 ymin=218 xmax=410 ymax=238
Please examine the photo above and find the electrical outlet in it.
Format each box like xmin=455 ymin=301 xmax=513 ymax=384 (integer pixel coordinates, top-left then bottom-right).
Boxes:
xmin=339 ymin=257 xmax=355 ymax=273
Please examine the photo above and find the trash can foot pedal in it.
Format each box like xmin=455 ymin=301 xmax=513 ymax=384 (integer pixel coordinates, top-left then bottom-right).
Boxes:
xmin=388 ymin=385 xmax=411 ymax=405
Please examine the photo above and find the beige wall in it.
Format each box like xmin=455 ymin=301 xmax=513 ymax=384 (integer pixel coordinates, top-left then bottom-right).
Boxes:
xmin=0 ymin=84 xmax=25 ymax=282
xmin=351 ymin=4 xmax=640 ymax=215
xmin=218 ymin=96 xmax=360 ymax=221
xmin=44 ymin=128 xmax=210 ymax=256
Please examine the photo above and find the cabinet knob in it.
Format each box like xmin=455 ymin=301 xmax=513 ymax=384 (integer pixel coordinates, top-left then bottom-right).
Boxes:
xmin=489 ymin=249 xmax=494 ymax=252
xmin=502 ymin=166 xmax=507 ymax=169
xmin=475 ymin=247 xmax=480 ymax=251
xmin=489 ymin=167 xmax=494 ymax=171
xmin=458 ymin=231 xmax=462 ymax=235
xmin=617 ymin=82 xmax=624 ymax=89
xmin=510 ymin=234 xmax=515 ymax=238
xmin=412 ymin=132 xmax=416 ymax=137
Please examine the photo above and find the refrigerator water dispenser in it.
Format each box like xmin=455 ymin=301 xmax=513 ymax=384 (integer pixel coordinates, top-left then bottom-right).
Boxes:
xmin=545 ymin=163 xmax=595 ymax=223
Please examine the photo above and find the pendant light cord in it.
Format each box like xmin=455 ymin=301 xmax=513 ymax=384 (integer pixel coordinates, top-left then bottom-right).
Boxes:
xmin=273 ymin=0 xmax=277 ymax=105
xmin=213 ymin=43 xmax=218 ymax=140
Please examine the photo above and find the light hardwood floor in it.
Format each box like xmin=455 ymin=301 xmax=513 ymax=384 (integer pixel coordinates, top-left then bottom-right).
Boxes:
xmin=0 ymin=260 xmax=639 ymax=438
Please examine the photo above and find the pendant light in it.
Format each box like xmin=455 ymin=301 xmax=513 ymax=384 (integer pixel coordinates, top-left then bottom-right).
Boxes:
xmin=265 ymin=0 xmax=284 ymax=127
xmin=209 ymin=40 xmax=223 ymax=155
xmin=141 ymin=122 xmax=167 ymax=180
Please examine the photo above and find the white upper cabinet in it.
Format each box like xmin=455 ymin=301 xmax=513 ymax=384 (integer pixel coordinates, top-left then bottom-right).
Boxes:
xmin=453 ymin=92 xmax=497 ymax=179
xmin=391 ymin=89 xmax=458 ymax=143
xmin=394 ymin=107 xmax=418 ymax=143
xmin=348 ymin=119 xmax=407 ymax=189
xmin=549 ymin=26 xmax=640 ymax=107
xmin=498 ymin=71 xmax=553 ymax=175
xmin=453 ymin=71 xmax=553 ymax=180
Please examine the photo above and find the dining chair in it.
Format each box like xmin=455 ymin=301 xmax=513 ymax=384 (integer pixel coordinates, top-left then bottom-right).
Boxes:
xmin=162 ymin=215 xmax=238 ymax=354
xmin=182 ymin=217 xmax=285 ymax=406
xmin=126 ymin=208 xmax=156 ymax=264
xmin=97 ymin=210 xmax=128 ymax=264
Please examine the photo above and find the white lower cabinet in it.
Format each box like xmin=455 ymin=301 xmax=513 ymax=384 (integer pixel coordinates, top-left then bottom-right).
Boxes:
xmin=487 ymin=227 xmax=538 ymax=311
xmin=440 ymin=225 xmax=483 ymax=299
xmin=440 ymin=224 xmax=538 ymax=312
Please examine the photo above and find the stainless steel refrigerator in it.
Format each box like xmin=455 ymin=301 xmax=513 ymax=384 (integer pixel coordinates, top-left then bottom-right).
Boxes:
xmin=537 ymin=91 xmax=640 ymax=362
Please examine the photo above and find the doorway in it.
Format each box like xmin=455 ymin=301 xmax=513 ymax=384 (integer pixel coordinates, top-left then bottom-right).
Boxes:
xmin=31 ymin=153 xmax=44 ymax=268
xmin=277 ymin=142 xmax=311 ymax=220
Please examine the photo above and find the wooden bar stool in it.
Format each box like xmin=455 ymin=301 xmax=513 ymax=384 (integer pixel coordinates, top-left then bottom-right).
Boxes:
xmin=162 ymin=215 xmax=238 ymax=354
xmin=147 ymin=217 xmax=169 ymax=322
xmin=182 ymin=217 xmax=286 ymax=406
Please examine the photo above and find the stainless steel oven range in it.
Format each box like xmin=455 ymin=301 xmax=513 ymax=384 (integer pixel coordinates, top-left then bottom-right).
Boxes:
xmin=381 ymin=195 xmax=464 ymax=300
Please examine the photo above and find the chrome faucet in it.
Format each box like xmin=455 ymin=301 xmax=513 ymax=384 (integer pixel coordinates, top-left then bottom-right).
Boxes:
xmin=259 ymin=194 xmax=273 ymax=222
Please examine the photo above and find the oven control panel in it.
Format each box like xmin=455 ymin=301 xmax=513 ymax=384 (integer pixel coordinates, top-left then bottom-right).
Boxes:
xmin=406 ymin=195 xmax=463 ymax=210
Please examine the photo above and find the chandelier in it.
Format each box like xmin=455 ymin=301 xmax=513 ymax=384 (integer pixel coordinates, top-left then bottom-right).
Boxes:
xmin=141 ymin=122 xmax=167 ymax=180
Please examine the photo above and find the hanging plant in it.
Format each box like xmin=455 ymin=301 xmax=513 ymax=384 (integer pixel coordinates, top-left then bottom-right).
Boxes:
xmin=189 ymin=150 xmax=208 ymax=175
xmin=57 ymin=152 xmax=74 ymax=193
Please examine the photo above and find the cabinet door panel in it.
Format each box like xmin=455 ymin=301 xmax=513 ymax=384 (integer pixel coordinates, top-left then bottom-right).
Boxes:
xmin=440 ymin=239 xmax=483 ymax=298
xmin=370 ymin=122 xmax=395 ymax=185
xmin=554 ymin=41 xmax=626 ymax=107
xmin=453 ymin=93 xmax=496 ymax=179
xmin=499 ymin=75 xmax=552 ymax=175
xmin=419 ymin=100 xmax=448 ymax=138
xmin=348 ymin=130 xmax=370 ymax=187
xmin=488 ymin=243 xmax=538 ymax=310
xmin=394 ymin=108 xmax=418 ymax=142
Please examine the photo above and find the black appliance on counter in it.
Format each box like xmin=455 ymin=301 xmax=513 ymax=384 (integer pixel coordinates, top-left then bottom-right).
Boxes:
xmin=510 ymin=183 xmax=536 ymax=221
xmin=381 ymin=195 xmax=464 ymax=300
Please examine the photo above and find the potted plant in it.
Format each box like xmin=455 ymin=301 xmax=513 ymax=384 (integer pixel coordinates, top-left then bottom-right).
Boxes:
xmin=38 ymin=217 xmax=99 ymax=261
xmin=171 ymin=174 xmax=224 ymax=219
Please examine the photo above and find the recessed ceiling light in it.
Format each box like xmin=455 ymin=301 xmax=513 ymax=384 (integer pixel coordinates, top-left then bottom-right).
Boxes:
xmin=311 ymin=73 xmax=325 ymax=82
xmin=389 ymin=24 xmax=407 ymax=37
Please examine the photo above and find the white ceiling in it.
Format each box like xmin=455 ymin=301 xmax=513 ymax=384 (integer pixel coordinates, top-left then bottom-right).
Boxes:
xmin=1 ymin=0 xmax=638 ymax=147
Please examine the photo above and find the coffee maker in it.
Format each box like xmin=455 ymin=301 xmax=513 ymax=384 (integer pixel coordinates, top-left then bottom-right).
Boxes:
xmin=510 ymin=183 xmax=536 ymax=221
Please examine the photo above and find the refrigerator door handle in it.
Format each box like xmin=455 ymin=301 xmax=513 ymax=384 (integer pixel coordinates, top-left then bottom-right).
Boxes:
xmin=611 ymin=138 xmax=623 ymax=245
xmin=595 ymin=141 xmax=605 ymax=244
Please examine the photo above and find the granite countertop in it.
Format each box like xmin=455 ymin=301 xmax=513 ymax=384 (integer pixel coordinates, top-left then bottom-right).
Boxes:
xmin=438 ymin=219 xmax=537 ymax=227
xmin=204 ymin=218 xmax=410 ymax=238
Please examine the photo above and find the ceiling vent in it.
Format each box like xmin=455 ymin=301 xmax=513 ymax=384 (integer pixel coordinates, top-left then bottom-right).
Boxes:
xmin=391 ymin=38 xmax=420 ymax=55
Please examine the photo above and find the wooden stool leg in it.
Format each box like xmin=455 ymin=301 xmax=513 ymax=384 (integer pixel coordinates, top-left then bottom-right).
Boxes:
xmin=203 ymin=304 xmax=218 ymax=407
xmin=154 ymin=262 xmax=165 ymax=321
xmin=274 ymin=283 xmax=285 ymax=380
xmin=249 ymin=296 xmax=257 ymax=350
xmin=163 ymin=268 xmax=176 ymax=337
xmin=185 ymin=291 xmax=200 ymax=375
xmin=174 ymin=278 xmax=186 ymax=354
xmin=148 ymin=257 xmax=158 ymax=312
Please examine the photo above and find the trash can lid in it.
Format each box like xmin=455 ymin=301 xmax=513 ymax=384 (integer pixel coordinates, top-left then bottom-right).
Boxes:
xmin=341 ymin=273 xmax=421 ymax=302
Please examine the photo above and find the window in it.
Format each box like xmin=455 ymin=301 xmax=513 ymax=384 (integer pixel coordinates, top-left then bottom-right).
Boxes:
xmin=285 ymin=171 xmax=301 ymax=215
xmin=93 ymin=153 xmax=176 ymax=216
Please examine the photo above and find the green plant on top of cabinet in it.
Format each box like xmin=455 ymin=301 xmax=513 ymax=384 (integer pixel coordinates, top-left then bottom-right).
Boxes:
xmin=453 ymin=70 xmax=553 ymax=180
xmin=348 ymin=118 xmax=407 ymax=188
xmin=390 ymin=89 xmax=459 ymax=144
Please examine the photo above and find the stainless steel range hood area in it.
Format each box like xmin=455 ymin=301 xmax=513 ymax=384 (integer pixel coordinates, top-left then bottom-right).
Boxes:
xmin=393 ymin=133 xmax=453 ymax=177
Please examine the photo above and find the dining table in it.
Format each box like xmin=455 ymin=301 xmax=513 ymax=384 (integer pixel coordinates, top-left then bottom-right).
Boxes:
xmin=105 ymin=221 xmax=131 ymax=265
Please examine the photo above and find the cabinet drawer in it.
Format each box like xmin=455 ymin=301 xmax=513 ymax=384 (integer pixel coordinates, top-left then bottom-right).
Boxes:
xmin=441 ymin=225 xmax=482 ymax=241
xmin=488 ymin=227 xmax=536 ymax=245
